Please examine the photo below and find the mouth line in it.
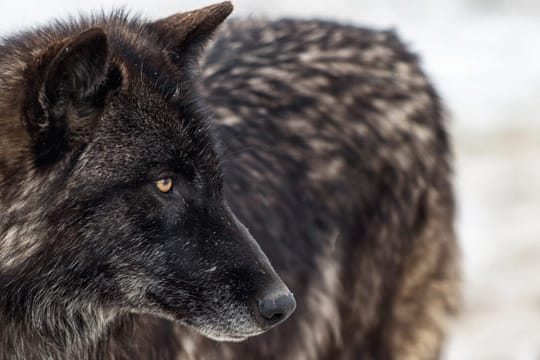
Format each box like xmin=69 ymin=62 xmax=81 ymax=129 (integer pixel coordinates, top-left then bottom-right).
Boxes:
xmin=187 ymin=321 xmax=267 ymax=341
xmin=204 ymin=333 xmax=253 ymax=342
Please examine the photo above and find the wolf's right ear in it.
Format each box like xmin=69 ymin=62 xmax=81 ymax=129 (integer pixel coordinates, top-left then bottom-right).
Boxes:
xmin=22 ymin=28 xmax=122 ymax=165
xmin=147 ymin=1 xmax=233 ymax=69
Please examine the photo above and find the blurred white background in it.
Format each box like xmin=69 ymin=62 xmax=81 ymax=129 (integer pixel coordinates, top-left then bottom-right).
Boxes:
xmin=2 ymin=1 xmax=539 ymax=358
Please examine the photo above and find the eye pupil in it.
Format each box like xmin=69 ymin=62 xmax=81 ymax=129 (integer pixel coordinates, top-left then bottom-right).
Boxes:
xmin=156 ymin=178 xmax=173 ymax=193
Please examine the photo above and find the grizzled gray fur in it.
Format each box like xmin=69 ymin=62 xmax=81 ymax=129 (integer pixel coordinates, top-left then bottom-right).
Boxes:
xmin=0 ymin=2 xmax=459 ymax=359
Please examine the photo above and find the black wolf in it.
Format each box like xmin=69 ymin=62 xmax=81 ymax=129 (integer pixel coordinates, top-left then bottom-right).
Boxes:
xmin=0 ymin=2 xmax=459 ymax=359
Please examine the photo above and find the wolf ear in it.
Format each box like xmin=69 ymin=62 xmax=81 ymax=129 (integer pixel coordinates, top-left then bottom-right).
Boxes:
xmin=147 ymin=1 xmax=233 ymax=67
xmin=23 ymin=28 xmax=122 ymax=165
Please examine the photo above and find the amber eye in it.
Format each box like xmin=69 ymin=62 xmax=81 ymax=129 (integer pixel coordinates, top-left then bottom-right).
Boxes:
xmin=155 ymin=178 xmax=173 ymax=194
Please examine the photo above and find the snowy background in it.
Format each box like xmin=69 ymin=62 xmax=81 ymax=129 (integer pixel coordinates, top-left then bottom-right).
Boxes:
xmin=1 ymin=0 xmax=539 ymax=358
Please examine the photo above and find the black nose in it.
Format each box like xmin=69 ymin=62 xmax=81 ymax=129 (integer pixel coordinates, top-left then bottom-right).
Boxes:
xmin=256 ymin=291 xmax=296 ymax=328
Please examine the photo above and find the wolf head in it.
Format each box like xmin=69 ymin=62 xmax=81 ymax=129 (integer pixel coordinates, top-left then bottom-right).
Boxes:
xmin=0 ymin=2 xmax=294 ymax=343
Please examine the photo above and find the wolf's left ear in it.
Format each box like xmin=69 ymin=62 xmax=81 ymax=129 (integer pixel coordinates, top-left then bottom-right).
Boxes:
xmin=23 ymin=28 xmax=122 ymax=165
xmin=147 ymin=1 xmax=233 ymax=67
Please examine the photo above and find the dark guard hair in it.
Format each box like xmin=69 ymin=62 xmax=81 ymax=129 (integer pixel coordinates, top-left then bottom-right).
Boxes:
xmin=0 ymin=2 xmax=459 ymax=359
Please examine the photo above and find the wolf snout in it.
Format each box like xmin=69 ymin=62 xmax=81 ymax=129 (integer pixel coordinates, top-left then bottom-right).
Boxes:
xmin=254 ymin=288 xmax=296 ymax=329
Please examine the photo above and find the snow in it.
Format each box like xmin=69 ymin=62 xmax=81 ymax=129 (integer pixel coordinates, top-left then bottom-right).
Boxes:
xmin=2 ymin=0 xmax=539 ymax=358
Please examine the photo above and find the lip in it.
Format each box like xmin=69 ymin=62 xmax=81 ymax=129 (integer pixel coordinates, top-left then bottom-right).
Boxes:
xmin=204 ymin=330 xmax=266 ymax=342
xmin=198 ymin=326 xmax=267 ymax=342
xmin=215 ymin=335 xmax=249 ymax=342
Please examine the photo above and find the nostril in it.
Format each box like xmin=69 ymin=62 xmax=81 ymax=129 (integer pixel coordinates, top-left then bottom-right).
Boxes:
xmin=256 ymin=292 xmax=296 ymax=327
xmin=257 ymin=299 xmax=284 ymax=322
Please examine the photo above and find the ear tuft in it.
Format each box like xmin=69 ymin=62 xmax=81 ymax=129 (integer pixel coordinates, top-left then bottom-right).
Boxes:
xmin=43 ymin=28 xmax=109 ymax=106
xmin=22 ymin=28 xmax=115 ymax=165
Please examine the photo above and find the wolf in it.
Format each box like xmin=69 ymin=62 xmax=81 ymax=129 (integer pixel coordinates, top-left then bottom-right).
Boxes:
xmin=0 ymin=1 xmax=459 ymax=359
